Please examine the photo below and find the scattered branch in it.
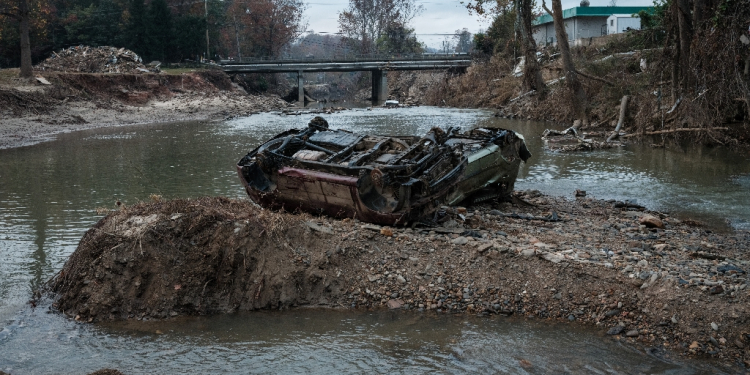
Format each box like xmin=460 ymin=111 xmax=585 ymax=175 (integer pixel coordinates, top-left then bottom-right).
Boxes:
xmin=574 ymin=69 xmax=614 ymax=86
xmin=621 ymin=127 xmax=729 ymax=138
xmin=509 ymin=89 xmax=536 ymax=103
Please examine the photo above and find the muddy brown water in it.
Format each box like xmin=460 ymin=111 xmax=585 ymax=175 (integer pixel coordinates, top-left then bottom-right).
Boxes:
xmin=1 ymin=107 xmax=748 ymax=373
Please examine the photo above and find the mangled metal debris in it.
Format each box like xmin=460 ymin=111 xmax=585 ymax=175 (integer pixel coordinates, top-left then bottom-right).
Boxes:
xmin=237 ymin=116 xmax=531 ymax=225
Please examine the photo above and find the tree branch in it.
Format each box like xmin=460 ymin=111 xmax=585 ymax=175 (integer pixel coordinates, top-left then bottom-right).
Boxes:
xmin=574 ymin=69 xmax=614 ymax=86
xmin=621 ymin=127 xmax=728 ymax=137
xmin=541 ymin=0 xmax=552 ymax=15
xmin=0 ymin=11 xmax=21 ymax=20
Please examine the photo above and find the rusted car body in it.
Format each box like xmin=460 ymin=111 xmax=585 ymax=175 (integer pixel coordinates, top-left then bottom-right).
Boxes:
xmin=237 ymin=117 xmax=530 ymax=225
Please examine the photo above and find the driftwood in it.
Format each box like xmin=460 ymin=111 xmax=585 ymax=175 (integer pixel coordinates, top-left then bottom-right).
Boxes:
xmin=509 ymin=90 xmax=536 ymax=103
xmin=666 ymin=97 xmax=682 ymax=114
xmin=621 ymin=127 xmax=729 ymax=138
xmin=606 ymin=95 xmax=629 ymax=142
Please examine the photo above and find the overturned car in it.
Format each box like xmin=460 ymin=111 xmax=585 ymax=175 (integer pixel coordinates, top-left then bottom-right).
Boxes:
xmin=237 ymin=117 xmax=531 ymax=225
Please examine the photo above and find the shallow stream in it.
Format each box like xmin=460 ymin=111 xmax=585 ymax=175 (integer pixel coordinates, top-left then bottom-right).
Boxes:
xmin=1 ymin=107 xmax=748 ymax=373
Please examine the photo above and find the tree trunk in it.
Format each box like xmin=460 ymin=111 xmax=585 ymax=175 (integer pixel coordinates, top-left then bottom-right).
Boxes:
xmin=516 ymin=0 xmax=546 ymax=96
xmin=692 ymin=0 xmax=704 ymax=29
xmin=676 ymin=0 xmax=693 ymax=93
xmin=606 ymin=95 xmax=629 ymax=142
xmin=19 ymin=0 xmax=32 ymax=78
xmin=545 ymin=0 xmax=587 ymax=121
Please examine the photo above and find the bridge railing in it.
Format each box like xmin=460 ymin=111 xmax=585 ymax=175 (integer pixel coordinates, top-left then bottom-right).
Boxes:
xmin=219 ymin=53 xmax=472 ymax=65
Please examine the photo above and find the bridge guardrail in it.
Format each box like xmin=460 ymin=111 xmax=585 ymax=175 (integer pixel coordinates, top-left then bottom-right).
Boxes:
xmin=219 ymin=53 xmax=473 ymax=65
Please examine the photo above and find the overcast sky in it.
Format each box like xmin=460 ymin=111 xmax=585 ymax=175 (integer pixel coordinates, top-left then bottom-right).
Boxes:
xmin=304 ymin=0 xmax=652 ymax=49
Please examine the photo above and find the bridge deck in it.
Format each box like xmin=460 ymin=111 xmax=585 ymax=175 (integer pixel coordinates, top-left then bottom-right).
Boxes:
xmin=220 ymin=57 xmax=471 ymax=73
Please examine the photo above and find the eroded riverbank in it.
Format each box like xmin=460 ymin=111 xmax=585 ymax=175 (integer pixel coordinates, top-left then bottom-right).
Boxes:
xmin=48 ymin=194 xmax=750 ymax=369
xmin=0 ymin=70 xmax=292 ymax=149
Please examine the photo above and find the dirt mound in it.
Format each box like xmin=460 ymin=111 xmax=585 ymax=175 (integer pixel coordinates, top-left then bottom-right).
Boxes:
xmin=49 ymin=197 xmax=345 ymax=321
xmin=35 ymin=46 xmax=152 ymax=74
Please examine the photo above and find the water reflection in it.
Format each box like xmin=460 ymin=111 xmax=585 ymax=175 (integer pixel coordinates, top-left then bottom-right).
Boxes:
xmin=0 ymin=107 xmax=748 ymax=373
xmin=0 ymin=309 xmax=731 ymax=374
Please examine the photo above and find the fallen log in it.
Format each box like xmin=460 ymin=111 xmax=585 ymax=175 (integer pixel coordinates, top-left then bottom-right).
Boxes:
xmin=606 ymin=95 xmax=629 ymax=143
xmin=621 ymin=127 xmax=729 ymax=138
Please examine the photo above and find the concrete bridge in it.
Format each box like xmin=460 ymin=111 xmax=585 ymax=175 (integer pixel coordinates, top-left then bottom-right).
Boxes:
xmin=219 ymin=56 xmax=472 ymax=105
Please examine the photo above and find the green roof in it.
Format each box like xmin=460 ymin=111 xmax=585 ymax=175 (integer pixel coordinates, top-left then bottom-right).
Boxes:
xmin=533 ymin=6 xmax=653 ymax=25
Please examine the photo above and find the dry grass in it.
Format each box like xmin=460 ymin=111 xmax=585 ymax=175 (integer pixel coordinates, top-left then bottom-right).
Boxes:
xmin=426 ymin=41 xmax=748 ymax=146
xmin=0 ymin=68 xmax=20 ymax=84
xmin=425 ymin=56 xmax=519 ymax=108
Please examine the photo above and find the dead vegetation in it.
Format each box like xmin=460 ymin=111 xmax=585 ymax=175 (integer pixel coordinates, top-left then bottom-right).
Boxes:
xmin=0 ymin=87 xmax=58 ymax=115
xmin=424 ymin=26 xmax=750 ymax=147
xmin=425 ymin=55 xmax=519 ymax=108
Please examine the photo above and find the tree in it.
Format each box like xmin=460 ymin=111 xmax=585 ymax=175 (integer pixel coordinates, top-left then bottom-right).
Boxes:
xmin=462 ymin=0 xmax=545 ymax=94
xmin=377 ymin=22 xmax=422 ymax=55
xmin=543 ymin=0 xmax=587 ymax=120
xmin=338 ymin=0 xmax=422 ymax=55
xmin=223 ymin=0 xmax=305 ymax=59
xmin=173 ymin=15 xmax=205 ymax=61
xmin=515 ymin=0 xmax=545 ymax=95
xmin=125 ymin=0 xmax=148 ymax=57
xmin=1 ymin=0 xmax=34 ymax=77
xmin=675 ymin=0 xmax=692 ymax=93
xmin=453 ymin=28 xmax=472 ymax=53
xmin=471 ymin=3 xmax=515 ymax=55
xmin=146 ymin=0 xmax=173 ymax=62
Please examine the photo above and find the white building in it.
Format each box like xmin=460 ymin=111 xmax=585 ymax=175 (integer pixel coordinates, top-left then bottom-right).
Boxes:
xmin=532 ymin=6 xmax=652 ymax=47
xmin=607 ymin=14 xmax=642 ymax=35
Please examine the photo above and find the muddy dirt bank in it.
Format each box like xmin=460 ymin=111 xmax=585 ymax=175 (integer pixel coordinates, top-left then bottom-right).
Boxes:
xmin=48 ymin=194 xmax=750 ymax=368
xmin=0 ymin=70 xmax=292 ymax=149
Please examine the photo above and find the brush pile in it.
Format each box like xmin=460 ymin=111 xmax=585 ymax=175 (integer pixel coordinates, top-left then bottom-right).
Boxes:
xmin=34 ymin=46 xmax=156 ymax=74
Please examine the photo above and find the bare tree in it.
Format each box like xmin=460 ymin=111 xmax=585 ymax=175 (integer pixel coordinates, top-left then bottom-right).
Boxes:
xmin=461 ymin=0 xmax=545 ymax=95
xmin=515 ymin=0 xmax=546 ymax=95
xmin=338 ymin=0 xmax=423 ymax=54
xmin=453 ymin=28 xmax=473 ymax=53
xmin=224 ymin=0 xmax=307 ymax=58
xmin=543 ymin=0 xmax=587 ymax=120
xmin=676 ymin=0 xmax=693 ymax=92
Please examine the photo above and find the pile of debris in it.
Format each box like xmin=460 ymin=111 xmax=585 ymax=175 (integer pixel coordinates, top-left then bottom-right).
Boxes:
xmin=542 ymin=127 xmax=623 ymax=152
xmin=34 ymin=46 xmax=158 ymax=74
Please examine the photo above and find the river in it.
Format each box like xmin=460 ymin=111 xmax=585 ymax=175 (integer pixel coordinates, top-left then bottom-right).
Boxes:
xmin=1 ymin=106 xmax=748 ymax=373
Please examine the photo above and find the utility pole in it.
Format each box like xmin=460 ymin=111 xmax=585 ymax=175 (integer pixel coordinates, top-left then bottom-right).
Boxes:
xmin=205 ymin=0 xmax=210 ymax=61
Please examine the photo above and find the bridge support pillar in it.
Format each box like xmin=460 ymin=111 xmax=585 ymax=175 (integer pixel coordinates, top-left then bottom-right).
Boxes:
xmin=297 ymin=70 xmax=304 ymax=106
xmin=371 ymin=70 xmax=388 ymax=106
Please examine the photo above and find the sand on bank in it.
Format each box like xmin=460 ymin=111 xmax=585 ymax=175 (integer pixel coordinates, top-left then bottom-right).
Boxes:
xmin=0 ymin=69 xmax=292 ymax=149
